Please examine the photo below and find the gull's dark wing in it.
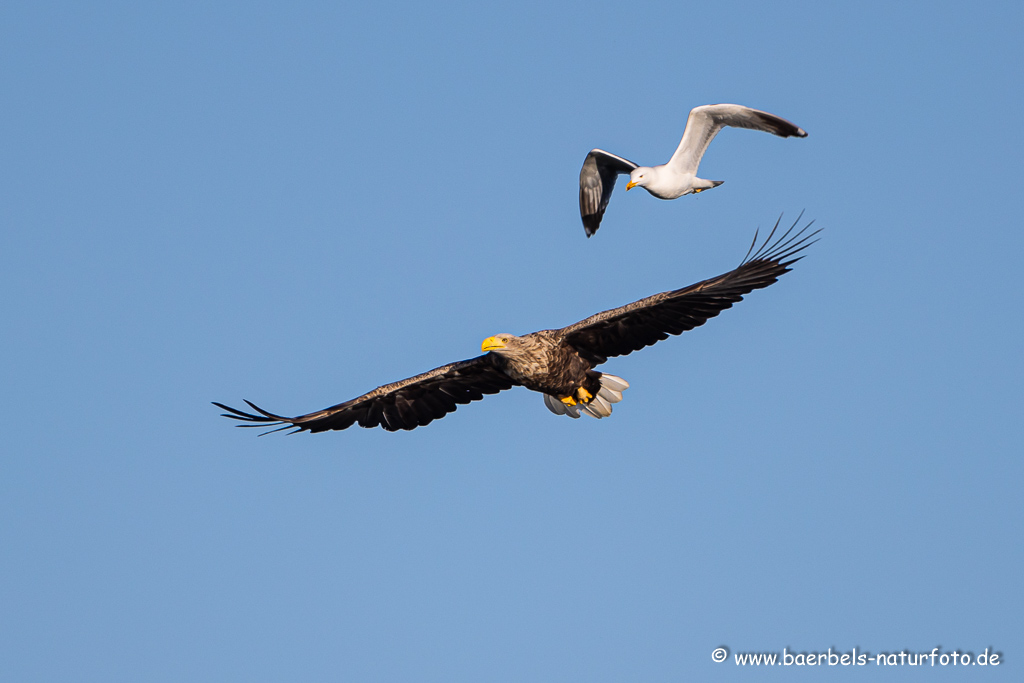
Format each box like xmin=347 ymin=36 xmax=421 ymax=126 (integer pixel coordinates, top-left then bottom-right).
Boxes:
xmin=579 ymin=149 xmax=638 ymax=237
xmin=556 ymin=216 xmax=820 ymax=364
xmin=215 ymin=354 xmax=517 ymax=434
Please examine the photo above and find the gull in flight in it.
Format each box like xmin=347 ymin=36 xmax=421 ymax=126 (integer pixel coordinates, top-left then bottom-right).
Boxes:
xmin=579 ymin=104 xmax=807 ymax=236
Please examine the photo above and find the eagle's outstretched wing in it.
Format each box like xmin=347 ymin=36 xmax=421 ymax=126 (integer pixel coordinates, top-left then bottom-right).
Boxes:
xmin=557 ymin=216 xmax=819 ymax=365
xmin=214 ymin=354 xmax=516 ymax=433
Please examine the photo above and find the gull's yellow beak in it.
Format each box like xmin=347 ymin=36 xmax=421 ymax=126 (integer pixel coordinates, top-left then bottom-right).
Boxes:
xmin=481 ymin=336 xmax=506 ymax=352
xmin=625 ymin=180 xmax=638 ymax=191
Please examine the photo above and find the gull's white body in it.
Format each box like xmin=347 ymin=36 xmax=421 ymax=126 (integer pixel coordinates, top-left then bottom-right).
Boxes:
xmin=629 ymin=168 xmax=722 ymax=200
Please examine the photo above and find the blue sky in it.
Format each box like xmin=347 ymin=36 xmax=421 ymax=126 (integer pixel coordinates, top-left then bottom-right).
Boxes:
xmin=2 ymin=1 xmax=1021 ymax=680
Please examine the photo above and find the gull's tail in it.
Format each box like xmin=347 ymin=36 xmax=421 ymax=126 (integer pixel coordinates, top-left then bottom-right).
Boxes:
xmin=692 ymin=179 xmax=724 ymax=194
xmin=543 ymin=374 xmax=630 ymax=419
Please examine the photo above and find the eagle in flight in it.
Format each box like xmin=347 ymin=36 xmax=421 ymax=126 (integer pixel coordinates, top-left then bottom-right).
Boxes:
xmin=215 ymin=218 xmax=817 ymax=434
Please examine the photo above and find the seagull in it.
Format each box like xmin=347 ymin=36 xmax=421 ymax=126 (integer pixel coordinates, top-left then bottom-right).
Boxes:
xmin=579 ymin=104 xmax=807 ymax=236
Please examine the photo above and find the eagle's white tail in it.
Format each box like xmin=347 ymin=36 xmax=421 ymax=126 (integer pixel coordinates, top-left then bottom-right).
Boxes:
xmin=542 ymin=374 xmax=630 ymax=419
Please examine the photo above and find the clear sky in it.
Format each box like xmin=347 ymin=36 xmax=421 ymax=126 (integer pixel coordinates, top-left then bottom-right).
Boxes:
xmin=2 ymin=1 xmax=1021 ymax=681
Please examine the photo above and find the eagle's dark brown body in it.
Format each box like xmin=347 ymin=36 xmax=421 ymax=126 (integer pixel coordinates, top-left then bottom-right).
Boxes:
xmin=489 ymin=331 xmax=603 ymax=401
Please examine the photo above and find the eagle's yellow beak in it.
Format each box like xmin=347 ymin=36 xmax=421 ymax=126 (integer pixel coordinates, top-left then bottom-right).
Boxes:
xmin=481 ymin=336 xmax=506 ymax=352
xmin=625 ymin=180 xmax=638 ymax=191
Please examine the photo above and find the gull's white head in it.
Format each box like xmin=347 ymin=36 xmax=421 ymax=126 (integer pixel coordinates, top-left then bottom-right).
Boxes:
xmin=625 ymin=167 xmax=654 ymax=191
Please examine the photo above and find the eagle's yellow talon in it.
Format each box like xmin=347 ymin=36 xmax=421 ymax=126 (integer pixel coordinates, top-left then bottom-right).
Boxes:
xmin=560 ymin=395 xmax=578 ymax=406
xmin=576 ymin=387 xmax=593 ymax=403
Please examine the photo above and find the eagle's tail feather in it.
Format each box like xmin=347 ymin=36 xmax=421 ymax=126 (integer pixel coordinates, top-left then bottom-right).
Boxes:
xmin=542 ymin=374 xmax=629 ymax=420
